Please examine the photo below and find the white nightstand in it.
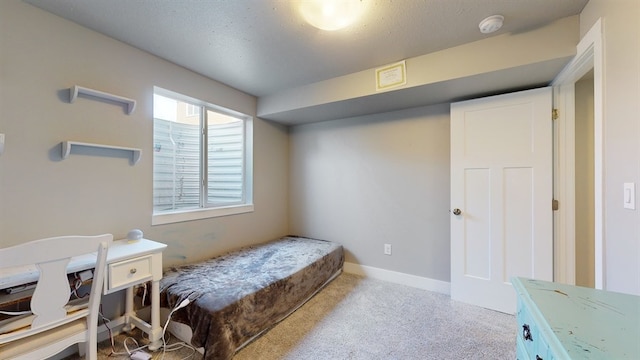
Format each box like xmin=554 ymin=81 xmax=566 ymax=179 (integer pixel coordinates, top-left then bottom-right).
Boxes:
xmin=103 ymin=238 xmax=167 ymax=350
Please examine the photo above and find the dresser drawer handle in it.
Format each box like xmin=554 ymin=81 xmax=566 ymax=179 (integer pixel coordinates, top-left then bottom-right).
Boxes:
xmin=522 ymin=324 xmax=533 ymax=341
xmin=536 ymin=356 xmax=543 ymax=360
xmin=130 ymin=268 xmax=137 ymax=274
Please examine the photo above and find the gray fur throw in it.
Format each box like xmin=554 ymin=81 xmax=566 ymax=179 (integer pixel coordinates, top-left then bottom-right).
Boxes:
xmin=160 ymin=236 xmax=344 ymax=360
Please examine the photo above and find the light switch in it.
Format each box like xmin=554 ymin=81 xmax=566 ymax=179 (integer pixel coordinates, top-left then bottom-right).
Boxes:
xmin=623 ymin=183 xmax=635 ymax=210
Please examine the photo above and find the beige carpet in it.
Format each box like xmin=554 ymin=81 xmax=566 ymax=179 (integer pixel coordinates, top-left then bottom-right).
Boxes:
xmin=70 ymin=273 xmax=516 ymax=360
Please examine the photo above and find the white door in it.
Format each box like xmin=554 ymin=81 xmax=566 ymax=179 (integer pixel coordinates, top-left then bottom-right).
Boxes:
xmin=450 ymin=87 xmax=553 ymax=314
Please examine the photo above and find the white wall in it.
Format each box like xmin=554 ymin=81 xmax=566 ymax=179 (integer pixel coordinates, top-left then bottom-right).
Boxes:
xmin=580 ymin=0 xmax=640 ymax=294
xmin=289 ymin=104 xmax=451 ymax=282
xmin=0 ymin=1 xmax=289 ymax=266
xmin=288 ymin=0 xmax=640 ymax=295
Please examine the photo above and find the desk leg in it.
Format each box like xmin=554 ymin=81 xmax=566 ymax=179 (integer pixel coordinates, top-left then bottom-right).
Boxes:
xmin=148 ymin=280 xmax=163 ymax=351
xmin=122 ymin=287 xmax=135 ymax=332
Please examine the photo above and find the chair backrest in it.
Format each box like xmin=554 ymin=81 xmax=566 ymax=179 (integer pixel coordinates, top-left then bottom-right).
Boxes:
xmin=0 ymin=234 xmax=112 ymax=342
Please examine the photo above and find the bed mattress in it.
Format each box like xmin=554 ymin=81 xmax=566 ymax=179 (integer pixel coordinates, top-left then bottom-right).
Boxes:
xmin=159 ymin=236 xmax=344 ymax=360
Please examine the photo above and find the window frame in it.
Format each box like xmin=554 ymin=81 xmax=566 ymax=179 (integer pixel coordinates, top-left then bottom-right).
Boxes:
xmin=152 ymin=87 xmax=253 ymax=225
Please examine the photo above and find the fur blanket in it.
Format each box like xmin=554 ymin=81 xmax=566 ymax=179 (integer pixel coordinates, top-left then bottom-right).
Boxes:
xmin=160 ymin=236 xmax=344 ymax=360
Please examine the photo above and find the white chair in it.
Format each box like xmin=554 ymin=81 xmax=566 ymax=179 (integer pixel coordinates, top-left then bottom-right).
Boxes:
xmin=0 ymin=234 xmax=112 ymax=360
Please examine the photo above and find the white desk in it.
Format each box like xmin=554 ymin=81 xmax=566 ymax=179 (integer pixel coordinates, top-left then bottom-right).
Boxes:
xmin=0 ymin=238 xmax=167 ymax=351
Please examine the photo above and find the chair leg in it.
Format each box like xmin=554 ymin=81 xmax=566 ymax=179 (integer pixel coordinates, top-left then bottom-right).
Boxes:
xmin=87 ymin=335 xmax=98 ymax=360
xmin=78 ymin=343 xmax=86 ymax=358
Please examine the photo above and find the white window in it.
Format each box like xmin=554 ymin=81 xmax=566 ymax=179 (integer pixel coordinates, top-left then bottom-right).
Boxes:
xmin=152 ymin=87 xmax=253 ymax=225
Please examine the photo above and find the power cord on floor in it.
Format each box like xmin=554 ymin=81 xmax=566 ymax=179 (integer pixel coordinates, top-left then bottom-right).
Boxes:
xmin=101 ymin=296 xmax=196 ymax=359
xmin=96 ymin=303 xmax=148 ymax=358
xmin=155 ymin=297 xmax=196 ymax=360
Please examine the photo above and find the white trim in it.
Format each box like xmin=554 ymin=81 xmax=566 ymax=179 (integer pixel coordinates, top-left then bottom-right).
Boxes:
xmin=551 ymin=18 xmax=604 ymax=289
xmin=591 ymin=18 xmax=604 ymax=290
xmin=343 ymin=262 xmax=451 ymax=295
xmin=152 ymin=86 xmax=254 ymax=223
xmin=152 ymin=204 xmax=254 ymax=225
xmin=552 ymin=84 xmax=576 ymax=284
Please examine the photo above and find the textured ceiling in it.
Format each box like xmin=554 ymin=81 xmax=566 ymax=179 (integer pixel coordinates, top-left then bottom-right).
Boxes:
xmin=25 ymin=0 xmax=588 ymax=97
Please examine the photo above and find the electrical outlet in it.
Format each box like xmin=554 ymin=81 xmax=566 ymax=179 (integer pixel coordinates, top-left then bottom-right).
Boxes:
xmin=384 ymin=244 xmax=392 ymax=255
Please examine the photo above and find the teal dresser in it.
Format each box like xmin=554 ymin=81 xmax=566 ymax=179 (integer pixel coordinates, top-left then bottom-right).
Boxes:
xmin=512 ymin=277 xmax=640 ymax=359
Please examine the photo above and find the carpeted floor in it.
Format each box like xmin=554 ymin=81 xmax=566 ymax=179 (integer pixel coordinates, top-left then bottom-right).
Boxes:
xmin=71 ymin=273 xmax=516 ymax=360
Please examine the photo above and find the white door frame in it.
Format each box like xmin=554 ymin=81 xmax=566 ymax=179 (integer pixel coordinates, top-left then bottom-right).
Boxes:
xmin=551 ymin=19 xmax=604 ymax=288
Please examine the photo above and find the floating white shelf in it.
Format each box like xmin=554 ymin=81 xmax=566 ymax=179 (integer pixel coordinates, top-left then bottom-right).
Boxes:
xmin=69 ymin=85 xmax=136 ymax=115
xmin=62 ymin=141 xmax=141 ymax=165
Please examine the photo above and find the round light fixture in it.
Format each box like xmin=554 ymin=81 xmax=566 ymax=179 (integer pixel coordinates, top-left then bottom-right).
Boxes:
xmin=299 ymin=0 xmax=367 ymax=31
xmin=479 ymin=15 xmax=504 ymax=34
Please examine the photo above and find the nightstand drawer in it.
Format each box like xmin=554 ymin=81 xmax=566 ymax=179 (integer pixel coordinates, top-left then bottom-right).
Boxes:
xmin=516 ymin=300 xmax=553 ymax=360
xmin=516 ymin=336 xmax=529 ymax=360
xmin=107 ymin=255 xmax=153 ymax=293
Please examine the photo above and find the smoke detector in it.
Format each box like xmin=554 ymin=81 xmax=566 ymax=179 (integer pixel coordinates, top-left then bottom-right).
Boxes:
xmin=479 ymin=15 xmax=504 ymax=34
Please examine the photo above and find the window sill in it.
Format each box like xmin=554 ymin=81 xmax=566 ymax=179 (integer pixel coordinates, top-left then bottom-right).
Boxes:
xmin=152 ymin=204 xmax=254 ymax=225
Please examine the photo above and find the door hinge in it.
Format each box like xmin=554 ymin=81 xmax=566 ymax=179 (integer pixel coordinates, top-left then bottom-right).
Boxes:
xmin=552 ymin=199 xmax=559 ymax=211
xmin=552 ymin=109 xmax=559 ymax=120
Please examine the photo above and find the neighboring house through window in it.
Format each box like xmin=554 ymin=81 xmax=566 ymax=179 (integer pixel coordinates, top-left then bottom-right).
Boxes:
xmin=152 ymin=87 xmax=253 ymax=225
xmin=185 ymin=103 xmax=199 ymax=117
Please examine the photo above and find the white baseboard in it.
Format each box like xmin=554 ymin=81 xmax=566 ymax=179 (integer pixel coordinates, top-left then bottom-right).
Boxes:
xmin=48 ymin=317 xmax=126 ymax=360
xmin=343 ymin=262 xmax=451 ymax=295
xmin=97 ymin=315 xmax=126 ymax=341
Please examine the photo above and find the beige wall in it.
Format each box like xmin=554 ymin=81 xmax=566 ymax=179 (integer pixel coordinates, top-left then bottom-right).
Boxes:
xmin=0 ymin=1 xmax=289 ymax=266
xmin=580 ymin=0 xmax=640 ymax=294
xmin=3 ymin=0 xmax=638 ymax=297
xmin=574 ymin=73 xmax=595 ymax=288
xmin=289 ymin=104 xmax=451 ymax=281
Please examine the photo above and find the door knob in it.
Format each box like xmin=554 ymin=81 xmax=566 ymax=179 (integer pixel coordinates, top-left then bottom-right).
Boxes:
xmin=452 ymin=208 xmax=462 ymax=216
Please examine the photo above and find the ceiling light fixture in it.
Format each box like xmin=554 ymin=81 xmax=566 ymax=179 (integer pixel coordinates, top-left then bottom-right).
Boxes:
xmin=478 ymin=15 xmax=504 ymax=34
xmin=299 ymin=0 xmax=367 ymax=31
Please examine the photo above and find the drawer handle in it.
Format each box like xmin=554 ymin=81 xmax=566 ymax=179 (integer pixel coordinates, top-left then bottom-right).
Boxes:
xmin=522 ymin=324 xmax=533 ymax=341
xmin=130 ymin=268 xmax=137 ymax=274
xmin=536 ymin=356 xmax=543 ymax=360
